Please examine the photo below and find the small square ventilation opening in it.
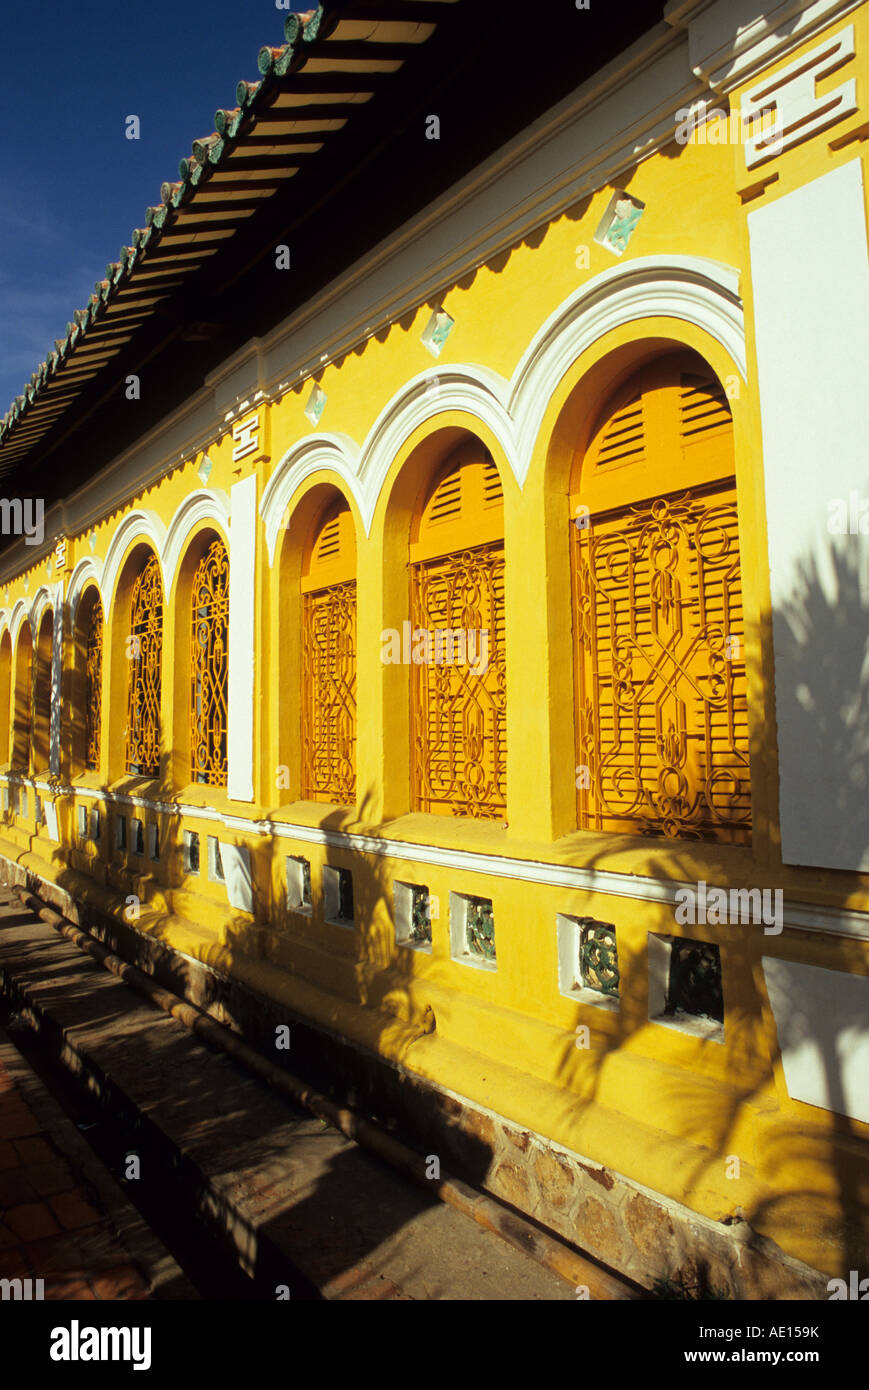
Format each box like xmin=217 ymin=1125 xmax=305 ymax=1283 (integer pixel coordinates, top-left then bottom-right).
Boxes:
xmin=649 ymin=933 xmax=724 ymax=1042
xmin=450 ymin=893 xmax=496 ymax=971
xmin=394 ymin=881 xmax=434 ymax=950
xmin=323 ymin=865 xmax=354 ymax=927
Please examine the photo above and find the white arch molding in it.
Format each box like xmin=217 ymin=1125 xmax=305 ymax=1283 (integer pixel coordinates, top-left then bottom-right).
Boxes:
xmin=262 ymin=376 xmax=517 ymax=550
xmin=8 ymin=599 xmax=30 ymax=646
xmin=49 ymin=580 xmax=63 ymax=775
xmin=163 ymin=488 xmax=231 ymax=598
xmin=509 ymin=255 xmax=745 ymax=484
xmin=67 ymin=558 xmax=105 ymax=628
xmin=261 ymin=255 xmax=746 ymax=536
xmin=260 ymin=434 xmax=362 ymax=564
xmin=29 ymin=585 xmax=54 ymax=635
xmin=357 ymin=365 xmax=516 ymax=528
xmin=101 ymin=509 xmax=167 ymax=608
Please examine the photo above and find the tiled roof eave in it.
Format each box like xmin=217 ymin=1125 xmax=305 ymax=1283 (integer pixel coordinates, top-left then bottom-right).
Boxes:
xmin=0 ymin=1 xmax=449 ymax=459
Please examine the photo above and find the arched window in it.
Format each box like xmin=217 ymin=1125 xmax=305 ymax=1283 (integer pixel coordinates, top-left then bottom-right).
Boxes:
xmin=32 ymin=610 xmax=53 ymax=771
xmin=409 ymin=441 xmax=506 ymax=819
xmin=0 ymin=631 xmax=11 ymax=763
xmin=126 ymin=553 xmax=163 ymax=777
xmin=190 ymin=537 xmax=229 ymax=786
xmin=300 ymin=498 xmax=356 ymax=805
xmin=12 ymin=625 xmax=32 ymax=770
xmin=84 ymin=593 xmax=103 ymax=772
xmin=570 ymin=351 xmax=750 ymax=843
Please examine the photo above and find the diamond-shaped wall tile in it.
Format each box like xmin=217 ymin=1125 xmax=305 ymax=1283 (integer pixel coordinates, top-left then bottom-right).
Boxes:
xmin=197 ymin=454 xmax=213 ymax=485
xmin=593 ymin=191 xmax=645 ymax=257
xmin=89 ymin=533 xmax=97 ymax=552
xmin=305 ymin=384 xmax=327 ymax=426
xmin=421 ymin=307 xmax=454 ymax=357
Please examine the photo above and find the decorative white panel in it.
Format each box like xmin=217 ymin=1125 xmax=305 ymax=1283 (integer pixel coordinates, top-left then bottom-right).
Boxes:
xmin=49 ymin=582 xmax=63 ymax=776
xmin=228 ymin=475 xmax=257 ymax=802
xmin=748 ymin=160 xmax=869 ymax=871
xmin=221 ymin=843 xmax=254 ymax=915
xmin=763 ymin=957 xmax=869 ymax=1122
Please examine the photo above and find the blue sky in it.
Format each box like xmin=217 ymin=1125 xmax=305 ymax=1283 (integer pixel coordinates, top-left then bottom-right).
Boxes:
xmin=0 ymin=3 xmax=307 ymax=416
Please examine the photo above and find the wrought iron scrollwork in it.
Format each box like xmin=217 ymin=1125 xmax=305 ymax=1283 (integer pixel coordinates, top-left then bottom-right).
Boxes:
xmin=85 ymin=597 xmax=103 ymax=771
xmin=190 ymin=538 xmax=229 ymax=786
xmin=301 ymin=581 xmax=357 ymax=805
xmin=126 ymin=555 xmax=163 ymax=777
xmin=573 ymin=489 xmax=750 ymax=843
xmin=411 ymin=543 xmax=506 ymax=819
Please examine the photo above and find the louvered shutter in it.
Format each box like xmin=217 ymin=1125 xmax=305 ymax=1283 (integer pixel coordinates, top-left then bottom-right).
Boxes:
xmin=570 ymin=353 xmax=750 ymax=843
xmin=410 ymin=443 xmax=507 ymax=819
xmin=301 ymin=499 xmax=357 ymax=804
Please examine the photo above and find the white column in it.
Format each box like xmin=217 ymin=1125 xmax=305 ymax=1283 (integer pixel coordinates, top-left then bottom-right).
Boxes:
xmin=227 ymin=475 xmax=257 ymax=801
xmin=748 ymin=159 xmax=869 ymax=871
xmin=49 ymin=580 xmax=63 ymax=776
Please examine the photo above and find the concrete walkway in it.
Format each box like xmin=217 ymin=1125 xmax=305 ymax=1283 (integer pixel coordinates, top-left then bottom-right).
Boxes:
xmin=0 ymin=889 xmax=617 ymax=1300
xmin=0 ymin=1027 xmax=192 ymax=1300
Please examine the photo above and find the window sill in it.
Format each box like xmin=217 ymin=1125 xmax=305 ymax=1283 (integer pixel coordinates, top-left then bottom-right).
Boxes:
xmin=71 ymin=770 xmax=106 ymax=791
xmin=108 ymin=774 xmax=163 ymax=801
xmin=172 ymin=782 xmax=231 ymax=813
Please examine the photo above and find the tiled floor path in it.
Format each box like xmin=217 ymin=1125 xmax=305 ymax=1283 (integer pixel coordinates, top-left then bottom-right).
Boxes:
xmin=0 ymin=1028 xmax=191 ymax=1300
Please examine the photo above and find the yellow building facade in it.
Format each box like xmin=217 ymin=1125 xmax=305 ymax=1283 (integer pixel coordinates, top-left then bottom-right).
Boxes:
xmin=0 ymin=0 xmax=867 ymax=1295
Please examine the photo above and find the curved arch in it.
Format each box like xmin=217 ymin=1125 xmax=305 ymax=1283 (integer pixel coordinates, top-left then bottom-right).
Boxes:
xmin=261 ymin=434 xmax=362 ymax=565
xmin=73 ymin=584 xmax=105 ymax=775
xmin=565 ymin=345 xmax=750 ymax=845
xmin=511 ymin=255 xmax=745 ymax=484
xmin=261 ymin=259 xmax=743 ymax=546
xmin=163 ymin=488 xmax=231 ymax=599
xmin=31 ymin=605 xmax=54 ymax=771
xmin=102 ymin=509 xmax=167 ymax=609
xmin=357 ymin=366 xmax=516 ymax=530
xmin=124 ymin=550 xmax=164 ymax=778
xmin=9 ymin=599 xmax=30 ymax=645
xmin=67 ymin=558 xmax=105 ymax=627
xmin=177 ymin=528 xmax=230 ymax=789
xmin=11 ymin=618 xmax=33 ymax=770
xmin=0 ymin=627 xmax=12 ymax=763
xmin=29 ymin=585 xmax=54 ymax=634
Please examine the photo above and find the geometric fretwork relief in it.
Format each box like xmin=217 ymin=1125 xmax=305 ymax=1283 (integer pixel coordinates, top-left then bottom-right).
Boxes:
xmin=126 ymin=554 xmax=163 ymax=777
xmin=411 ymin=542 xmax=506 ymax=819
xmin=30 ymin=638 xmax=43 ymax=771
xmin=85 ymin=597 xmax=103 ymax=771
xmin=301 ymin=581 xmax=357 ymax=805
xmin=572 ymin=487 xmax=751 ymax=842
xmin=190 ymin=538 xmax=229 ymax=786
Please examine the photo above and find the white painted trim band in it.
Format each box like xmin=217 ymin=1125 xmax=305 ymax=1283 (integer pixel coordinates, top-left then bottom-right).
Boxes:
xmin=5 ymin=775 xmax=867 ymax=942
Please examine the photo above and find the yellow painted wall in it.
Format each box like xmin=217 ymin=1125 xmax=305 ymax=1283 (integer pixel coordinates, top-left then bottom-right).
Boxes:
xmin=1 ymin=9 xmax=867 ymax=1279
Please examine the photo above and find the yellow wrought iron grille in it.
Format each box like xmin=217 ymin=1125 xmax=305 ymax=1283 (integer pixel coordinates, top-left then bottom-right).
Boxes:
xmin=301 ymin=581 xmax=357 ymax=804
xmin=411 ymin=542 xmax=507 ymax=818
xmin=571 ymin=354 xmax=750 ymax=843
xmin=126 ymin=555 xmax=163 ymax=777
xmin=31 ymin=617 xmax=52 ymax=771
xmin=190 ymin=538 xmax=229 ymax=785
xmin=29 ymin=644 xmax=40 ymax=771
xmin=11 ymin=643 xmax=31 ymax=769
xmin=572 ymin=486 xmax=750 ymax=842
xmin=85 ymin=598 xmax=103 ymax=771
